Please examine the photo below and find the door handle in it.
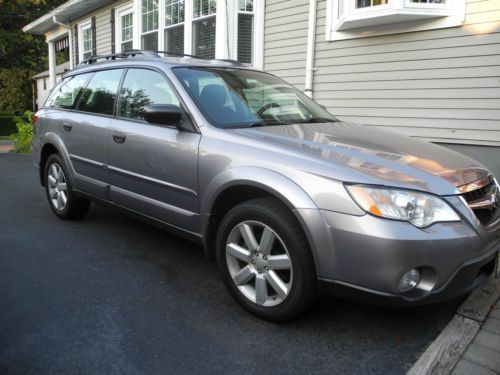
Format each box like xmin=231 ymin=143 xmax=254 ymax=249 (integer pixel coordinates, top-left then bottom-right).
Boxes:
xmin=112 ymin=133 xmax=126 ymax=144
xmin=63 ymin=123 xmax=72 ymax=132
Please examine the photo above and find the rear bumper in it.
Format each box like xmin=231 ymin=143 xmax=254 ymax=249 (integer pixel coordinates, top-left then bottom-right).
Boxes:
xmin=318 ymin=247 xmax=498 ymax=306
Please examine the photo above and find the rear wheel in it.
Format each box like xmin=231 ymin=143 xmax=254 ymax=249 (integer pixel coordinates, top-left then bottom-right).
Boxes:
xmin=216 ymin=198 xmax=317 ymax=321
xmin=44 ymin=154 xmax=90 ymax=220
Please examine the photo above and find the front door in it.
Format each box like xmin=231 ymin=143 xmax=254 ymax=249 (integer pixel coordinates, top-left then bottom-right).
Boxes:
xmin=108 ymin=68 xmax=201 ymax=232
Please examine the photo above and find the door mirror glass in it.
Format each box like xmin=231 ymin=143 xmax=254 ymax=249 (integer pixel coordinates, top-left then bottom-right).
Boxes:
xmin=144 ymin=104 xmax=182 ymax=126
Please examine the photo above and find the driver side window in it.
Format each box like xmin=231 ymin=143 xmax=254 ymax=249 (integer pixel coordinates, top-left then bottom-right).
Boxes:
xmin=118 ymin=69 xmax=180 ymax=121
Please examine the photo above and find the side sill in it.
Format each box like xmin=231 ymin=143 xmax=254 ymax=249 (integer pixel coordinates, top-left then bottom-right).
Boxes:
xmin=73 ymin=189 xmax=204 ymax=245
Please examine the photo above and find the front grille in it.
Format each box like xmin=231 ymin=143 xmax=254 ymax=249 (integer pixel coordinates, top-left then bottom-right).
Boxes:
xmin=462 ymin=181 xmax=500 ymax=226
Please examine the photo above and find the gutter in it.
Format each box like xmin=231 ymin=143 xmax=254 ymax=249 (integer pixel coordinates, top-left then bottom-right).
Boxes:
xmin=304 ymin=0 xmax=318 ymax=98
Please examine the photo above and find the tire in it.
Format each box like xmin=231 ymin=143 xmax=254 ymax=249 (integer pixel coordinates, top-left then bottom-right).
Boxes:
xmin=216 ymin=197 xmax=317 ymax=322
xmin=44 ymin=153 xmax=90 ymax=220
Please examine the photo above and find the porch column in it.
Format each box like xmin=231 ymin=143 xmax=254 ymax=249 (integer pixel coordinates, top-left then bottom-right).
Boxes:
xmin=48 ymin=41 xmax=57 ymax=89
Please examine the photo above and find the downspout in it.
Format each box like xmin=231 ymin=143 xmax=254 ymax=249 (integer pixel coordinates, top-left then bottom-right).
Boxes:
xmin=304 ymin=0 xmax=317 ymax=98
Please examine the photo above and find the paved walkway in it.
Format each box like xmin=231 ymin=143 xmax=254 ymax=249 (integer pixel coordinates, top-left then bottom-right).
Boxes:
xmin=452 ymin=297 xmax=500 ymax=375
xmin=0 ymin=140 xmax=14 ymax=153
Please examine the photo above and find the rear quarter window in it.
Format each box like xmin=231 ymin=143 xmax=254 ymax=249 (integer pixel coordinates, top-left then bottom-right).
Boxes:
xmin=45 ymin=73 xmax=92 ymax=109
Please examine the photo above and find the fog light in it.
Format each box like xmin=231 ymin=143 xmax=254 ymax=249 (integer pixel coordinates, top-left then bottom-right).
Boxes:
xmin=398 ymin=269 xmax=420 ymax=293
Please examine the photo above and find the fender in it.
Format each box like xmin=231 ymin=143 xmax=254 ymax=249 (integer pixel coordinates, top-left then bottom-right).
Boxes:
xmin=40 ymin=133 xmax=76 ymax=186
xmin=200 ymin=167 xmax=333 ymax=275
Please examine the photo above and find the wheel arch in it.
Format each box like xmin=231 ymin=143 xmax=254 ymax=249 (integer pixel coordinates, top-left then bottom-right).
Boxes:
xmin=39 ymin=134 xmax=73 ymax=186
xmin=201 ymin=167 xmax=321 ymax=262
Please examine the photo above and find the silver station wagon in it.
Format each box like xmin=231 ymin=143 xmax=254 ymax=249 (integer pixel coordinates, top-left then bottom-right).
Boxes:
xmin=33 ymin=51 xmax=500 ymax=321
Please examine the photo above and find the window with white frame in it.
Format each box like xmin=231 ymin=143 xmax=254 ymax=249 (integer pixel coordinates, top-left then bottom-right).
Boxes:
xmin=237 ymin=0 xmax=253 ymax=64
xmin=79 ymin=20 xmax=92 ymax=61
xmin=327 ymin=0 xmax=465 ymax=40
xmin=141 ymin=0 xmax=159 ymax=50
xmin=164 ymin=0 xmax=185 ymax=54
xmin=121 ymin=12 xmax=134 ymax=51
xmin=131 ymin=0 xmax=262 ymax=66
xmin=192 ymin=0 xmax=216 ymax=58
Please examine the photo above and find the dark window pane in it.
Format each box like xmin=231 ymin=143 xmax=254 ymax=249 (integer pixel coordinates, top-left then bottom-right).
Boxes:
xmin=46 ymin=73 xmax=92 ymax=109
xmin=77 ymin=69 xmax=123 ymax=115
xmin=165 ymin=25 xmax=184 ymax=54
xmin=118 ymin=69 xmax=180 ymax=120
xmin=142 ymin=32 xmax=158 ymax=50
xmin=122 ymin=40 xmax=133 ymax=51
xmin=193 ymin=16 xmax=215 ymax=59
xmin=237 ymin=14 xmax=253 ymax=64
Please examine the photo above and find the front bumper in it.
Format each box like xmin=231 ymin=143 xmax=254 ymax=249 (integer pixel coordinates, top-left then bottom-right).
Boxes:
xmin=318 ymin=247 xmax=497 ymax=306
xmin=297 ymin=198 xmax=500 ymax=306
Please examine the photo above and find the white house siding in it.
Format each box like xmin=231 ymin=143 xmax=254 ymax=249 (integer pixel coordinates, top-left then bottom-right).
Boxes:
xmin=70 ymin=0 xmax=129 ymax=68
xmin=264 ymin=0 xmax=310 ymax=91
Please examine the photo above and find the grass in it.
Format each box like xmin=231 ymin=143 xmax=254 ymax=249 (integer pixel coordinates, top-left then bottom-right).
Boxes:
xmin=0 ymin=134 xmax=15 ymax=141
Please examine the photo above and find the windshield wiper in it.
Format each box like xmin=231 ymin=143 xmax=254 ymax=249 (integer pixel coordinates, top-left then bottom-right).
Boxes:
xmin=225 ymin=120 xmax=285 ymax=129
xmin=289 ymin=117 xmax=337 ymax=124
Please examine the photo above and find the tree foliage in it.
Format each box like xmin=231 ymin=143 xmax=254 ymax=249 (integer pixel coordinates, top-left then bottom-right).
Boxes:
xmin=0 ymin=0 xmax=67 ymax=113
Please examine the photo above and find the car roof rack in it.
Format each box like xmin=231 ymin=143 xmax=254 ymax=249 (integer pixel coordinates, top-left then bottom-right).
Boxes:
xmin=78 ymin=50 xmax=244 ymax=66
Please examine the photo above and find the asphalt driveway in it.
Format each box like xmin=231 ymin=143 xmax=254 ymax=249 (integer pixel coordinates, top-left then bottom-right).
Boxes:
xmin=0 ymin=154 xmax=461 ymax=374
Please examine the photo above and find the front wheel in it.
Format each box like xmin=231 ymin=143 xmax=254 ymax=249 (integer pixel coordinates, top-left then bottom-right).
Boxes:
xmin=44 ymin=154 xmax=90 ymax=220
xmin=216 ymin=198 xmax=317 ymax=322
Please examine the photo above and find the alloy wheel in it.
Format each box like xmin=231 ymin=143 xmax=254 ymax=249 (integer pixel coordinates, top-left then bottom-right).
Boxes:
xmin=47 ymin=163 xmax=68 ymax=211
xmin=225 ymin=220 xmax=293 ymax=307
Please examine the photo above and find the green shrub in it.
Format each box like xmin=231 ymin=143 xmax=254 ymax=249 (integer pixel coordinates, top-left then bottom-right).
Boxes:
xmin=13 ymin=111 xmax=33 ymax=153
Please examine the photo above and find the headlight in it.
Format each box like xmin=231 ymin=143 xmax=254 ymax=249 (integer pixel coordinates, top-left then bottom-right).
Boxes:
xmin=346 ymin=185 xmax=460 ymax=227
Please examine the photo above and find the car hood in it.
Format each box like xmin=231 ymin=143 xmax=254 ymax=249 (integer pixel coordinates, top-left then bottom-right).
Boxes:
xmin=233 ymin=122 xmax=490 ymax=195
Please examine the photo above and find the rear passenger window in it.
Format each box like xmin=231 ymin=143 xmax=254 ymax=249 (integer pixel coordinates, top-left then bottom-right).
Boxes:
xmin=118 ymin=69 xmax=180 ymax=121
xmin=77 ymin=69 xmax=123 ymax=115
xmin=45 ymin=73 xmax=92 ymax=109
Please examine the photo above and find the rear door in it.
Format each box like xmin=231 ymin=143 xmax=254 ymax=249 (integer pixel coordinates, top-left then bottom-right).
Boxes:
xmin=63 ymin=69 xmax=124 ymax=198
xmin=108 ymin=68 xmax=200 ymax=232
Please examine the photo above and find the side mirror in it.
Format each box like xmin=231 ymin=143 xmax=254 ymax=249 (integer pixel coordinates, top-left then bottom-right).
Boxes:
xmin=144 ymin=104 xmax=183 ymax=127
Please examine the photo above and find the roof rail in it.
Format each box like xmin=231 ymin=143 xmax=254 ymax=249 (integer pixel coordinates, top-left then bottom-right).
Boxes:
xmin=78 ymin=49 xmax=244 ymax=66
xmin=78 ymin=50 xmax=160 ymax=66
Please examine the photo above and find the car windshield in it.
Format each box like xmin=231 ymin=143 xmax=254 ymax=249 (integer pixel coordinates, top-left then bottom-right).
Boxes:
xmin=173 ymin=67 xmax=337 ymax=129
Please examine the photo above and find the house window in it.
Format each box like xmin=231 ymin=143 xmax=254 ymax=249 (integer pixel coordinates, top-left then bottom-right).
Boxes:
xmin=121 ymin=13 xmax=134 ymax=51
xmin=78 ymin=20 xmax=93 ymax=61
xmin=356 ymin=0 xmax=387 ymax=8
xmin=164 ymin=0 xmax=184 ymax=54
xmin=237 ymin=0 xmax=254 ymax=64
xmin=142 ymin=0 xmax=159 ymax=50
xmin=327 ymin=0 xmax=465 ymax=40
xmin=192 ymin=0 xmax=216 ymax=59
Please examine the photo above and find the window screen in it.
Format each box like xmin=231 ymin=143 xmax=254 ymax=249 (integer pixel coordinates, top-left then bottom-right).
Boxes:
xmin=193 ymin=16 xmax=215 ymax=59
xmin=77 ymin=69 xmax=123 ymax=115
xmin=237 ymin=14 xmax=253 ymax=64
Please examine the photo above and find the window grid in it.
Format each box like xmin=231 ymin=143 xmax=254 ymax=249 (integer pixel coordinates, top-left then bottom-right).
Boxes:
xmin=193 ymin=0 xmax=216 ymax=19
xmin=121 ymin=13 xmax=134 ymax=43
xmin=165 ymin=0 xmax=185 ymax=26
xmin=142 ymin=0 xmax=159 ymax=33
xmin=239 ymin=0 xmax=253 ymax=12
xmin=356 ymin=0 xmax=388 ymax=8
xmin=82 ymin=27 xmax=92 ymax=59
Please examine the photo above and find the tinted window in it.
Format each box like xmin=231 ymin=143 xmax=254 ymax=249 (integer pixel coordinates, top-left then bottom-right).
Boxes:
xmin=77 ymin=69 xmax=123 ymax=115
xmin=118 ymin=69 xmax=180 ymax=120
xmin=45 ymin=73 xmax=92 ymax=109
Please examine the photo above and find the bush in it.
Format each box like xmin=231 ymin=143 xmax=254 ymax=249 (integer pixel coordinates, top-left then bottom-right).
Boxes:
xmin=13 ymin=111 xmax=33 ymax=153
